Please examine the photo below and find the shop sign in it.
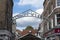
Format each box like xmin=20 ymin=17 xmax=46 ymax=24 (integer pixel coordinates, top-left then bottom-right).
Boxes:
xmin=54 ymin=28 xmax=60 ymax=33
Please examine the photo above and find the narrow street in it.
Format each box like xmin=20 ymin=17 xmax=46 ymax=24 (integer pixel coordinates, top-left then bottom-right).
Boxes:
xmin=0 ymin=0 xmax=60 ymax=40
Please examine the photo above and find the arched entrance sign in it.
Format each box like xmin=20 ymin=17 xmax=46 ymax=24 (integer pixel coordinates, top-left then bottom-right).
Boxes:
xmin=13 ymin=9 xmax=41 ymax=24
xmin=13 ymin=9 xmax=41 ymax=20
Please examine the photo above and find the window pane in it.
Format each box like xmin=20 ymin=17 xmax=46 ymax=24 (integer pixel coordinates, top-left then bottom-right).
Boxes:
xmin=49 ymin=22 xmax=51 ymax=29
xmin=57 ymin=14 xmax=60 ymax=24
xmin=57 ymin=18 xmax=60 ymax=24
xmin=57 ymin=14 xmax=60 ymax=17
xmin=57 ymin=0 xmax=60 ymax=6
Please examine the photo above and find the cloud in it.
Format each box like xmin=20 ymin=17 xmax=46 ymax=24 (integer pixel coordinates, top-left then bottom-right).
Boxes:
xmin=16 ymin=17 xmax=41 ymax=27
xmin=13 ymin=13 xmax=19 ymax=17
xmin=17 ymin=0 xmax=44 ymax=8
xmin=36 ymin=9 xmax=43 ymax=14
xmin=16 ymin=27 xmax=26 ymax=31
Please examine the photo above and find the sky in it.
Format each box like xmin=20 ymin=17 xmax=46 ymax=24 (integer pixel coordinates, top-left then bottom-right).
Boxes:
xmin=13 ymin=0 xmax=44 ymax=31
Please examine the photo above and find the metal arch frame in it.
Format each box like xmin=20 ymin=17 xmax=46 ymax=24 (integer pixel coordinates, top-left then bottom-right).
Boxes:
xmin=13 ymin=9 xmax=41 ymax=20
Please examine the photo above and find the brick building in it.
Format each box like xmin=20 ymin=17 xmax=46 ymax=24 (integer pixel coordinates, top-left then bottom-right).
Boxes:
xmin=39 ymin=0 xmax=60 ymax=40
xmin=0 ymin=0 xmax=14 ymax=40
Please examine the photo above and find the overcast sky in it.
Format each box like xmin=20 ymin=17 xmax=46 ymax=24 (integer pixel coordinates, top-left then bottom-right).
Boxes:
xmin=13 ymin=0 xmax=44 ymax=31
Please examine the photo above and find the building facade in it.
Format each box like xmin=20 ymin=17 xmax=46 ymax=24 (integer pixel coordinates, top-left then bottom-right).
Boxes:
xmin=0 ymin=0 xmax=14 ymax=40
xmin=40 ymin=0 xmax=60 ymax=40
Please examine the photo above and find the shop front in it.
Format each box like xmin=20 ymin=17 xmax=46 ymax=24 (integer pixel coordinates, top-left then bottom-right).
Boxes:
xmin=43 ymin=28 xmax=60 ymax=40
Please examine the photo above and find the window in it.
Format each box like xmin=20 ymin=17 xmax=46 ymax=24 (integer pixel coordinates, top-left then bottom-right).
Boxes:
xmin=49 ymin=21 xmax=51 ymax=29
xmin=55 ymin=14 xmax=60 ymax=26
xmin=57 ymin=0 xmax=60 ymax=6
xmin=57 ymin=14 xmax=60 ymax=24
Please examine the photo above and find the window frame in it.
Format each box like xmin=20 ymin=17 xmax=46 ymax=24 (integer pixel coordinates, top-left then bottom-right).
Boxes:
xmin=51 ymin=19 xmax=53 ymax=28
xmin=55 ymin=14 xmax=60 ymax=26
xmin=56 ymin=0 xmax=60 ymax=6
xmin=47 ymin=22 xmax=49 ymax=30
xmin=56 ymin=14 xmax=60 ymax=25
xmin=55 ymin=14 xmax=57 ymax=26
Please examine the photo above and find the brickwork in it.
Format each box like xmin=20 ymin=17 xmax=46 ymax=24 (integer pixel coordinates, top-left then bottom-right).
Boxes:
xmin=0 ymin=0 xmax=13 ymax=32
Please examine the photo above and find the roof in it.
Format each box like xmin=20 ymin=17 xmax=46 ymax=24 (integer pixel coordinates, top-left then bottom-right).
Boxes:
xmin=21 ymin=30 xmax=37 ymax=36
xmin=18 ymin=33 xmax=41 ymax=40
